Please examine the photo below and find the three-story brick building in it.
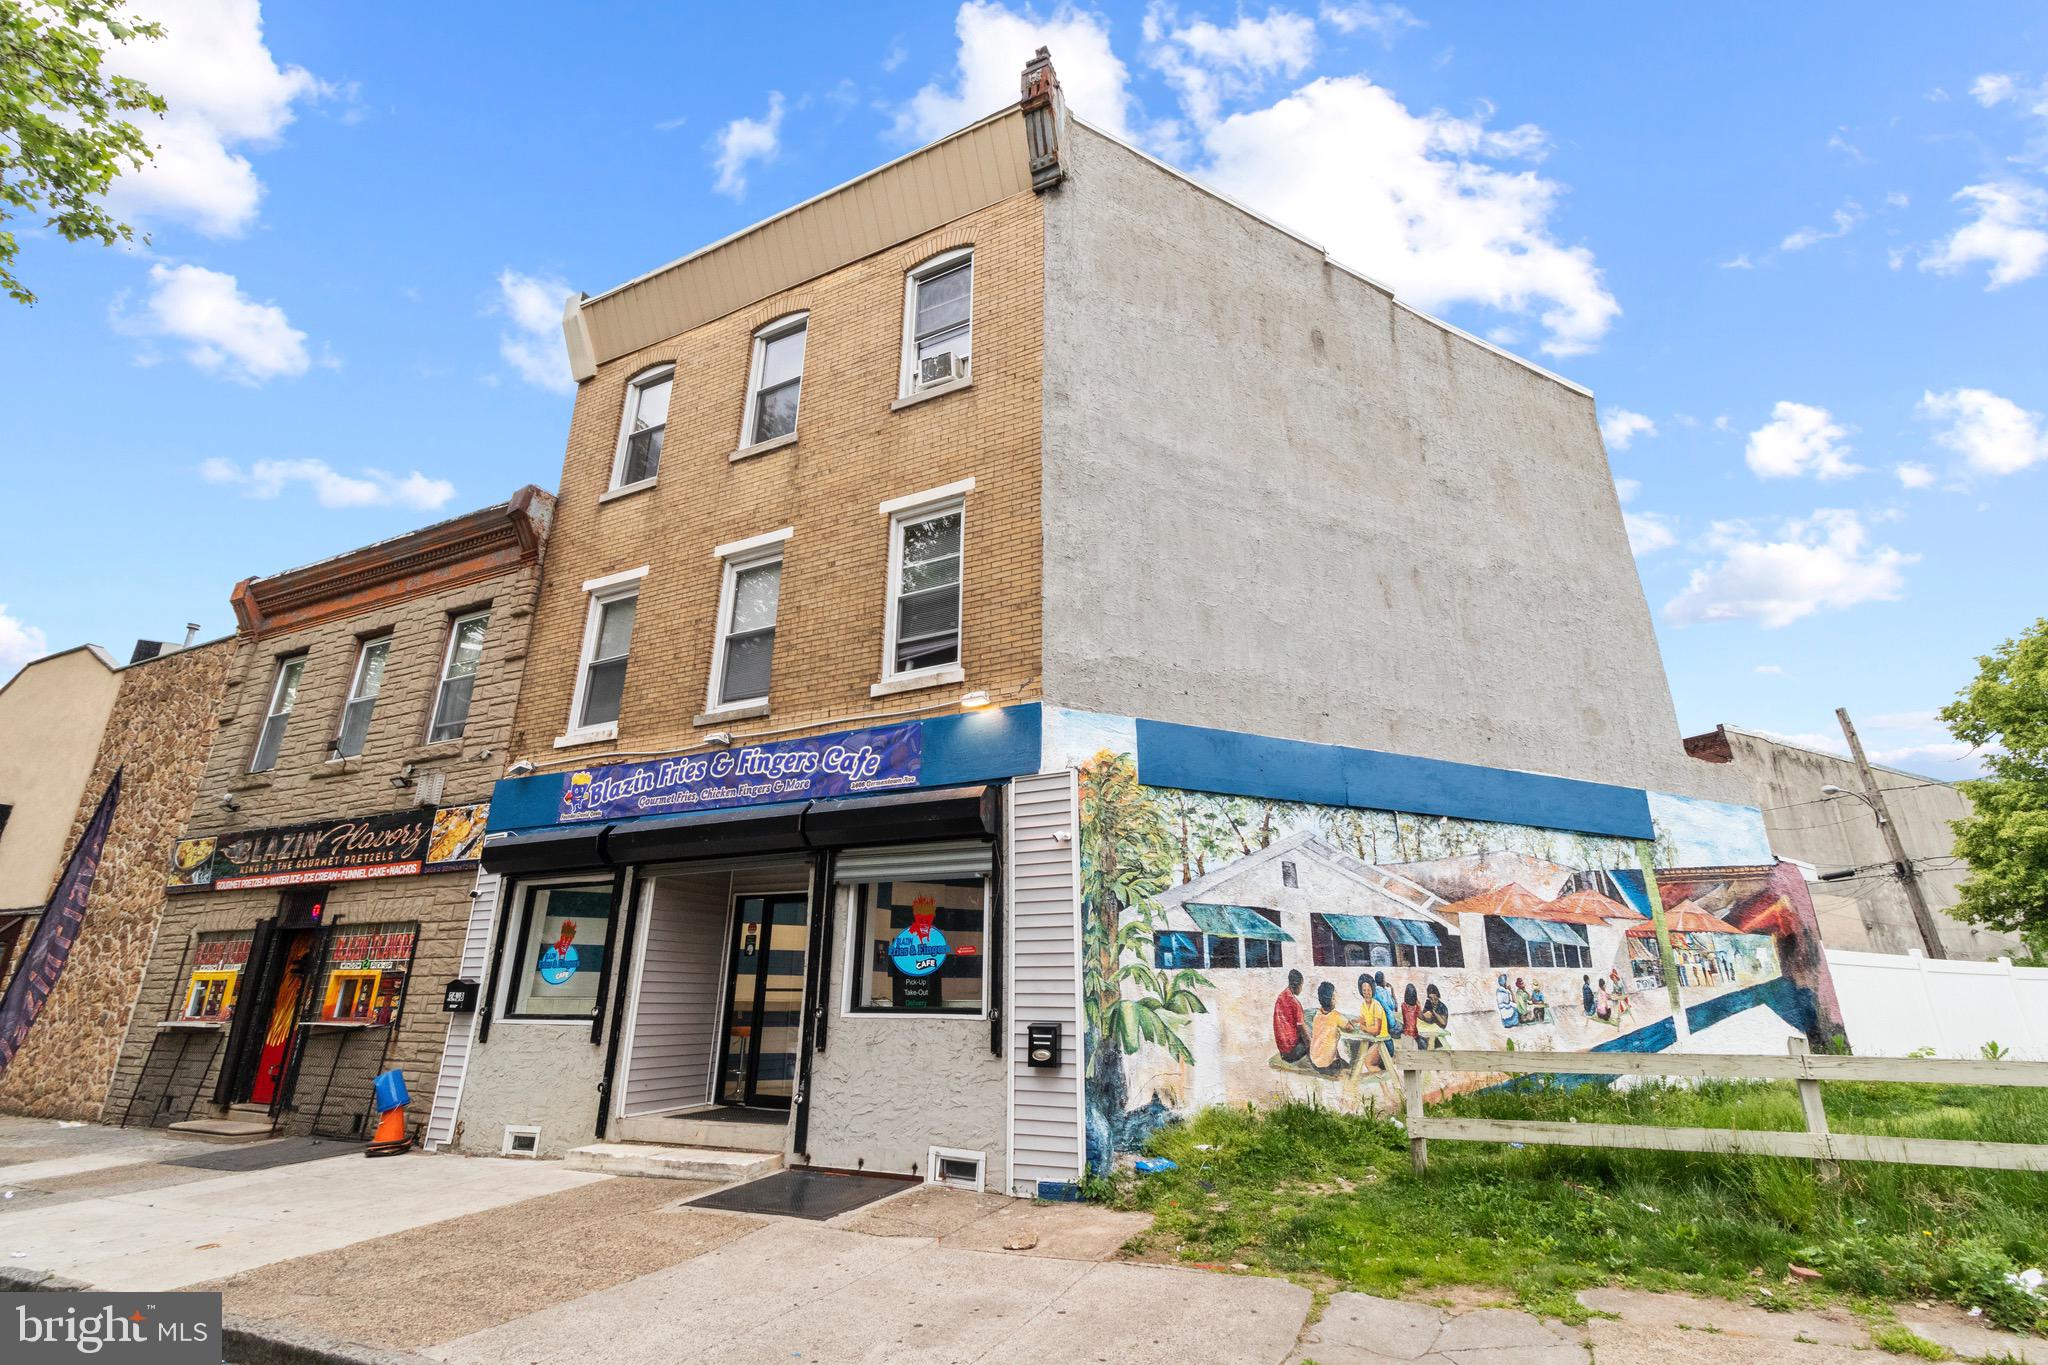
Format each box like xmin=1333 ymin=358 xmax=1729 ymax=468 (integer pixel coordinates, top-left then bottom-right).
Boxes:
xmin=101 ymin=488 xmax=553 ymax=1140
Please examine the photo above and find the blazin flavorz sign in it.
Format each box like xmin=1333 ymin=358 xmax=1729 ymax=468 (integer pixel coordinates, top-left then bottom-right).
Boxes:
xmin=558 ymin=721 xmax=922 ymax=821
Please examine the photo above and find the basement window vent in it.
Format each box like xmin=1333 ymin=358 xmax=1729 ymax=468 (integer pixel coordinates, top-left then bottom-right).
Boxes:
xmin=502 ymin=1125 xmax=541 ymax=1157
xmin=926 ymin=1146 xmax=985 ymax=1193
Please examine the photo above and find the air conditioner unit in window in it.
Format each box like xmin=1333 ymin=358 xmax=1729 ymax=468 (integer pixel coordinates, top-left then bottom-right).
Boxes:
xmin=918 ymin=352 xmax=959 ymax=387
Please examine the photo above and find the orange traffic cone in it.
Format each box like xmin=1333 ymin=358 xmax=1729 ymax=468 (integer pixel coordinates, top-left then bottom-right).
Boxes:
xmin=365 ymin=1105 xmax=411 ymax=1157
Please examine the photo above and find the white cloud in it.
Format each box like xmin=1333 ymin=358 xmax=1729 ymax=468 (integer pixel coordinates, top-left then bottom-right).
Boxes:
xmin=1917 ymin=386 xmax=2048 ymax=476
xmin=1719 ymin=252 xmax=1755 ymax=270
xmin=1869 ymin=709 xmax=1940 ymax=730
xmin=1612 ymin=477 xmax=1673 ymax=555
xmin=124 ymin=263 xmax=309 ymax=383
xmin=494 ymin=269 xmax=575 ymax=393
xmin=1825 ymin=131 xmax=1866 ymax=165
xmin=1885 ymin=190 xmax=1911 ymax=209
xmin=1972 ymin=72 xmax=2019 ymax=107
xmin=199 ymin=457 xmax=454 ymax=510
xmin=896 ymin=2 xmax=1139 ymax=143
xmin=1664 ymin=509 xmax=1915 ymax=629
xmin=1753 ymin=664 xmax=1785 ymax=676
xmin=1600 ymin=407 xmax=1657 ymax=451
xmin=0 ymin=606 xmax=50 ymax=679
xmin=1868 ymin=741 xmax=1987 ymax=781
xmin=1198 ymin=77 xmax=1614 ymax=355
xmin=713 ymin=92 xmax=785 ymax=198
xmin=1921 ymin=181 xmax=2048 ymax=288
xmin=1894 ymin=461 xmax=1937 ymax=489
xmin=1744 ymin=401 xmax=1862 ymax=481
xmin=1780 ymin=201 xmax=1863 ymax=252
xmin=1144 ymin=4 xmax=1317 ymax=129
xmin=1319 ymin=2 xmax=1419 ymax=40
xmin=106 ymin=0 xmax=329 ymax=237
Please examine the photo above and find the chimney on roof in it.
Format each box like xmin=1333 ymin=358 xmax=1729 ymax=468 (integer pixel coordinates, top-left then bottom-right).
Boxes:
xmin=184 ymin=622 xmax=201 ymax=646
xmin=1021 ymin=48 xmax=1065 ymax=193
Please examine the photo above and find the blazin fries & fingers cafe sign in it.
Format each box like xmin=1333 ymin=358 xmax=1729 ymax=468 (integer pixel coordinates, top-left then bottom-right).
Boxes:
xmin=555 ymin=721 xmax=922 ymax=822
xmin=167 ymin=803 xmax=488 ymax=892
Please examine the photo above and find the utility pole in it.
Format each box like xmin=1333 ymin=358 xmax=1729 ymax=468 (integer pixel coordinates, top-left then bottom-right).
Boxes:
xmin=1836 ymin=707 xmax=1947 ymax=959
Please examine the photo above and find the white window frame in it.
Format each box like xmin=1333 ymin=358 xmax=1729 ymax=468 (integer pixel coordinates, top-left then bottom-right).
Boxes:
xmin=427 ymin=609 xmax=491 ymax=743
xmin=559 ymin=566 xmax=648 ymax=747
xmin=737 ymin=313 xmax=807 ymax=451
xmin=898 ymin=247 xmax=973 ymax=398
xmin=609 ymin=364 xmax=674 ymax=493
xmin=877 ymin=480 xmax=972 ymax=688
xmin=705 ymin=528 xmax=792 ymax=717
xmin=249 ymin=654 xmax=306 ymax=773
xmin=926 ymin=1145 xmax=987 ymax=1193
xmin=332 ymin=634 xmax=391 ymax=760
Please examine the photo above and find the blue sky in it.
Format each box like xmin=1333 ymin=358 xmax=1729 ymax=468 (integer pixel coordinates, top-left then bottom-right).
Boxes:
xmin=2 ymin=1 xmax=2044 ymax=780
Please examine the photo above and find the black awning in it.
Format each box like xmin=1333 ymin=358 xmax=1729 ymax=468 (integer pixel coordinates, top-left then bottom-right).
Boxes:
xmin=802 ymin=785 xmax=995 ymax=846
xmin=602 ymin=802 xmax=809 ymax=865
xmin=479 ymin=784 xmax=998 ymax=877
xmin=480 ymin=823 xmax=609 ymax=875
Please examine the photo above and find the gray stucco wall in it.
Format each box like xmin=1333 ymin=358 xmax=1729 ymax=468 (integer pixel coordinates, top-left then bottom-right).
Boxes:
xmin=802 ymin=889 xmax=1006 ymax=1179
xmin=1041 ymin=123 xmax=1746 ymax=807
xmin=454 ymin=1018 xmax=607 ymax=1158
xmin=1712 ymin=728 xmax=2021 ymax=961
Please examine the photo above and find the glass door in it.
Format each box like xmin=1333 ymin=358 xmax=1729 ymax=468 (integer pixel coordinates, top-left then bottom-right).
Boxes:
xmin=716 ymin=895 xmax=808 ymax=1109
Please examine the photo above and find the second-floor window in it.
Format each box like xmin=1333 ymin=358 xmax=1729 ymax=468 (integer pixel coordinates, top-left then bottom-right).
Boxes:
xmin=574 ymin=587 xmax=638 ymax=732
xmin=711 ymin=552 xmax=781 ymax=710
xmin=250 ymin=655 xmax=306 ymax=773
xmin=333 ymin=637 xmax=390 ymax=759
xmin=886 ymin=502 xmax=963 ymax=676
xmin=903 ymin=249 xmax=971 ymax=393
xmin=741 ymin=315 xmax=806 ymax=447
xmin=428 ymin=611 xmax=490 ymax=742
xmin=611 ymin=365 xmax=672 ymax=490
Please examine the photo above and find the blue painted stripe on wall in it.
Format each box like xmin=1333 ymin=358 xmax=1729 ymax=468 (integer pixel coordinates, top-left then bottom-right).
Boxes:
xmin=1133 ymin=718 xmax=1656 ymax=841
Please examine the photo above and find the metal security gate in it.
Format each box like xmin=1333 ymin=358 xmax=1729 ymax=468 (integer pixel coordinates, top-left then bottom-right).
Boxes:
xmin=273 ymin=920 xmax=421 ymax=1139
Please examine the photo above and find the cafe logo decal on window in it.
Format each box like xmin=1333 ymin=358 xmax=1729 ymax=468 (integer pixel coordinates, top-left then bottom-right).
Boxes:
xmin=888 ymin=895 xmax=948 ymax=978
xmin=538 ymin=921 xmax=581 ymax=985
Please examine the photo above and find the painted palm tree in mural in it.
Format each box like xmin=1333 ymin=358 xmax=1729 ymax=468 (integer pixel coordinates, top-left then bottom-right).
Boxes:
xmin=1078 ymin=750 xmax=1210 ymax=1164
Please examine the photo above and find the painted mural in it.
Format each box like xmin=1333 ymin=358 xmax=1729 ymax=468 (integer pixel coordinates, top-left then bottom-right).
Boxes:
xmin=1078 ymin=750 xmax=1848 ymax=1171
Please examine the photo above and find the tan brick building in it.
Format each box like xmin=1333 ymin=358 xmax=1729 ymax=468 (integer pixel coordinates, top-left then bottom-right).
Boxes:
xmin=99 ymin=488 xmax=553 ymax=1140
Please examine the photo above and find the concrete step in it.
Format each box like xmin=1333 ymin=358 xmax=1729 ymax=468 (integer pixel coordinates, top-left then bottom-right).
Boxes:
xmin=564 ymin=1142 xmax=783 ymax=1182
xmin=613 ymin=1112 xmax=788 ymax=1153
xmin=227 ymin=1104 xmax=272 ymax=1125
xmin=166 ymin=1118 xmax=276 ymax=1143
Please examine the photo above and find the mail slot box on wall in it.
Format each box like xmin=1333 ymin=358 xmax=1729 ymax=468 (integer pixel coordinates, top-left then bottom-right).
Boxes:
xmin=442 ymin=979 xmax=479 ymax=1013
xmin=1026 ymin=1020 xmax=1061 ymax=1068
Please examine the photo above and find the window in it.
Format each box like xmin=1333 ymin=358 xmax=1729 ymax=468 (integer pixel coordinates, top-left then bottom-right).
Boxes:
xmin=1184 ymin=904 xmax=1286 ymax=969
xmin=428 ymin=611 xmax=490 ymax=741
xmin=741 ymin=315 xmax=806 ymax=446
xmin=507 ymin=883 xmax=614 ymax=1018
xmin=323 ymin=969 xmax=381 ymax=1021
xmin=886 ymin=503 xmax=963 ymax=676
xmin=849 ymin=878 xmax=987 ymax=1013
xmin=572 ymin=584 xmax=639 ymax=733
xmin=333 ymin=637 xmax=390 ymax=759
xmin=250 ymin=655 xmax=306 ymax=773
xmin=183 ymin=970 xmax=239 ymax=1021
xmin=711 ymin=552 xmax=781 ymax=710
xmin=1281 ymin=861 xmax=1298 ymax=888
xmin=902 ymin=249 xmax=972 ymax=392
xmin=1154 ymin=930 xmax=1204 ymax=970
xmin=1309 ymin=914 xmax=1460 ymax=969
xmin=611 ymin=365 xmax=672 ymax=489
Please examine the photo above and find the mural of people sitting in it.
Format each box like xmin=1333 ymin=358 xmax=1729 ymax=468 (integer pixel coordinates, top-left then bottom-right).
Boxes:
xmin=1081 ymin=746 xmax=1850 ymax=1171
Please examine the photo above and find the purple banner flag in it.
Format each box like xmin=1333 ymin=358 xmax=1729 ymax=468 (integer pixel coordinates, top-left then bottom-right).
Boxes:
xmin=0 ymin=771 xmax=121 ymax=1073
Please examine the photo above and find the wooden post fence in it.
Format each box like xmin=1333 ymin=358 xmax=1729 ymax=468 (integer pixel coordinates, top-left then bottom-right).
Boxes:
xmin=1393 ymin=1039 xmax=2048 ymax=1175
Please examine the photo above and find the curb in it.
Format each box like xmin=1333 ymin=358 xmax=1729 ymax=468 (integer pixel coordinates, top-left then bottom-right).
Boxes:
xmin=0 ymin=1264 xmax=431 ymax=1365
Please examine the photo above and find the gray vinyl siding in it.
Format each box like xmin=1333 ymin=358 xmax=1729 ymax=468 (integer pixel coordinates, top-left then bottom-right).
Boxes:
xmin=425 ymin=870 xmax=499 ymax=1148
xmin=622 ymin=874 xmax=731 ymax=1116
xmin=1007 ymin=769 xmax=1084 ymax=1193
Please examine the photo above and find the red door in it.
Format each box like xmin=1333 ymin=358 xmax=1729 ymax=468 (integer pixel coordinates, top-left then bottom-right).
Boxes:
xmin=250 ymin=935 xmax=313 ymax=1105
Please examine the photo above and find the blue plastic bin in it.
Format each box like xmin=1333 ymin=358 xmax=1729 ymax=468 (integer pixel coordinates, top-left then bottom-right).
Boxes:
xmin=372 ymin=1069 xmax=410 ymax=1113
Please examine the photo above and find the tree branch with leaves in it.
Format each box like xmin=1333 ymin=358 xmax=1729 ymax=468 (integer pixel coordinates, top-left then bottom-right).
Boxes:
xmin=1 ymin=0 xmax=165 ymax=305
xmin=1941 ymin=617 xmax=2048 ymax=957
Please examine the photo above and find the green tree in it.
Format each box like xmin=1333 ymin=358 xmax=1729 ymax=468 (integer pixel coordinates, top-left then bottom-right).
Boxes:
xmin=2 ymin=0 xmax=165 ymax=305
xmin=1941 ymin=618 xmax=2048 ymax=954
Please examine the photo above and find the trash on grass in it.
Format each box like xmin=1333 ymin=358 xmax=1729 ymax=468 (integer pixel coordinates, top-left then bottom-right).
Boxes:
xmin=1134 ymin=1157 xmax=1178 ymax=1174
xmin=2006 ymin=1268 xmax=2044 ymax=1297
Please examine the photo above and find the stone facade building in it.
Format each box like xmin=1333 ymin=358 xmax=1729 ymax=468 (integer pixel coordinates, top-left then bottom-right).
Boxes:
xmin=99 ymin=488 xmax=553 ymax=1139
xmin=0 ymin=638 xmax=235 ymax=1119
xmin=442 ymin=58 xmax=1800 ymax=1202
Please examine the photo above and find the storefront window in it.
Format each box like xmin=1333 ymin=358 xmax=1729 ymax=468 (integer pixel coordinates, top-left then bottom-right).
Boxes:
xmin=182 ymin=931 xmax=251 ymax=1021
xmin=508 ymin=883 xmax=614 ymax=1018
xmin=849 ymin=877 xmax=986 ymax=1014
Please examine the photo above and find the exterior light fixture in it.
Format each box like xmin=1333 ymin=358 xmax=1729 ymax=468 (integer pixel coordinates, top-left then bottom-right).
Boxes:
xmin=959 ymin=690 xmax=991 ymax=709
xmin=390 ymin=764 xmax=416 ymax=791
xmin=218 ymin=792 xmax=239 ymax=812
xmin=505 ymin=758 xmax=536 ymax=777
xmin=705 ymin=731 xmax=734 ymax=747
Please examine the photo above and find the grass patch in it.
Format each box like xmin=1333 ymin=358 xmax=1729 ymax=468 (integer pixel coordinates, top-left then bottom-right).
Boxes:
xmin=1095 ymin=1079 xmax=2048 ymax=1333
xmin=1871 ymin=1326 xmax=1953 ymax=1360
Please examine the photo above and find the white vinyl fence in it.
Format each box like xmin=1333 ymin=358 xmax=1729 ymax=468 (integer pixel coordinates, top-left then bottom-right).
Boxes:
xmin=1827 ymin=948 xmax=2048 ymax=1061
